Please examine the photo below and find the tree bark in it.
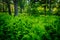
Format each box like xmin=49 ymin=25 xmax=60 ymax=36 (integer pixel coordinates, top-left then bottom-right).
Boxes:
xmin=7 ymin=3 xmax=11 ymax=15
xmin=6 ymin=0 xmax=11 ymax=15
xmin=13 ymin=0 xmax=18 ymax=16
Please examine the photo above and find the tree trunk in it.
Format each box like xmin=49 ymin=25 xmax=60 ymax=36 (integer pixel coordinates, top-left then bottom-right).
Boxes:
xmin=44 ymin=0 xmax=47 ymax=15
xmin=49 ymin=0 xmax=52 ymax=14
xmin=3 ymin=3 xmax=5 ymax=12
xmin=7 ymin=2 xmax=11 ymax=15
xmin=2 ymin=0 xmax=5 ymax=12
xmin=5 ymin=0 xmax=11 ymax=15
xmin=13 ymin=0 xmax=18 ymax=16
xmin=44 ymin=5 xmax=46 ymax=15
xmin=20 ymin=0 xmax=23 ymax=13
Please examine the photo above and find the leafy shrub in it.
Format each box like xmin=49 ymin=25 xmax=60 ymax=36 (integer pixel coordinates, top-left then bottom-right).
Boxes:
xmin=0 ymin=13 xmax=60 ymax=40
xmin=44 ymin=16 xmax=60 ymax=40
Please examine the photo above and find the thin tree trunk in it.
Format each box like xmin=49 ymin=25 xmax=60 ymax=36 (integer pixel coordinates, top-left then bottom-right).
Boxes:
xmin=3 ymin=3 xmax=5 ymax=12
xmin=44 ymin=5 xmax=46 ymax=15
xmin=6 ymin=0 xmax=11 ymax=15
xmin=44 ymin=0 xmax=46 ymax=15
xmin=13 ymin=0 xmax=18 ymax=16
xmin=7 ymin=3 xmax=11 ymax=15
xmin=2 ymin=0 xmax=5 ymax=12
xmin=49 ymin=0 xmax=52 ymax=14
xmin=20 ymin=0 xmax=23 ymax=13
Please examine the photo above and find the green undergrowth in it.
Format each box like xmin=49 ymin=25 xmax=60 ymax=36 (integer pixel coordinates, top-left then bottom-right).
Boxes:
xmin=0 ymin=13 xmax=60 ymax=40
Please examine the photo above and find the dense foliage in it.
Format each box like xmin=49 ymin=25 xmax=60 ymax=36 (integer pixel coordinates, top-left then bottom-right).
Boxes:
xmin=0 ymin=0 xmax=60 ymax=40
xmin=0 ymin=13 xmax=60 ymax=40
